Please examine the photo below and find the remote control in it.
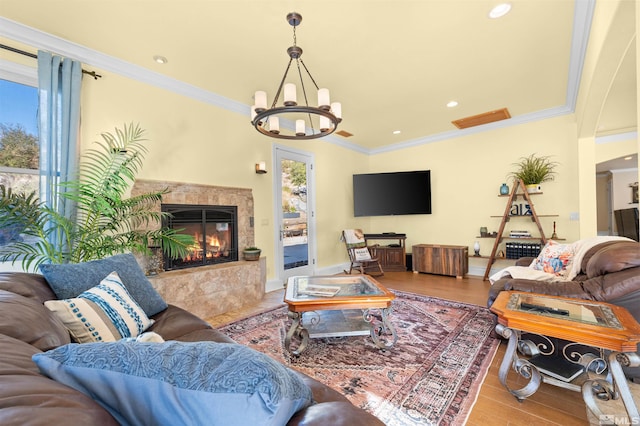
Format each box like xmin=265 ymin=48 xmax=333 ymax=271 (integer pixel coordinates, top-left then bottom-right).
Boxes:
xmin=520 ymin=302 xmax=569 ymax=316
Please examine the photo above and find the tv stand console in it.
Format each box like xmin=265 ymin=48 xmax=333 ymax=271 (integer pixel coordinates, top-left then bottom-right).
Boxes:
xmin=364 ymin=233 xmax=407 ymax=272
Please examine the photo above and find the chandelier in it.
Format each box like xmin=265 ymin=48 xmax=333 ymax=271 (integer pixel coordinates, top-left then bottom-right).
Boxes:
xmin=250 ymin=12 xmax=342 ymax=140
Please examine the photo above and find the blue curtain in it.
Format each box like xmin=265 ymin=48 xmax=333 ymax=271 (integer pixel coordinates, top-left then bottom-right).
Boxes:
xmin=37 ymin=50 xmax=82 ymax=247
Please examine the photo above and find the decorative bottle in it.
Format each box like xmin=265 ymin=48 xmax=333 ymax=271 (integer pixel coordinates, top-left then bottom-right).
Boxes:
xmin=473 ymin=241 xmax=481 ymax=256
xmin=500 ymin=183 xmax=509 ymax=195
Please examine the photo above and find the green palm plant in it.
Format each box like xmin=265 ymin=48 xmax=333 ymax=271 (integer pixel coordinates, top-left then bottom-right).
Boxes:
xmin=0 ymin=123 xmax=194 ymax=272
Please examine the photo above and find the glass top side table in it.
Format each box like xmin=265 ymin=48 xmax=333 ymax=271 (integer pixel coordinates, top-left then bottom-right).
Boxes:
xmin=490 ymin=291 xmax=640 ymax=423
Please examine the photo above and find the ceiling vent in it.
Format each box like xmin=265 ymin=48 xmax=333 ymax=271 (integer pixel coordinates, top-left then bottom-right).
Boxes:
xmin=452 ymin=108 xmax=511 ymax=129
xmin=336 ymin=130 xmax=354 ymax=137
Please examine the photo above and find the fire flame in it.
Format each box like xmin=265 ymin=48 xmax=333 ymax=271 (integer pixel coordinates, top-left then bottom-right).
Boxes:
xmin=183 ymin=231 xmax=229 ymax=262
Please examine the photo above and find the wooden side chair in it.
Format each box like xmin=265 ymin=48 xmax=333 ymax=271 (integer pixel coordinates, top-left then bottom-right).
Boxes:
xmin=342 ymin=229 xmax=384 ymax=277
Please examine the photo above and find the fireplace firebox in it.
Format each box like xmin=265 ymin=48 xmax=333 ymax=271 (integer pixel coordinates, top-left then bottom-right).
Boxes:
xmin=162 ymin=204 xmax=238 ymax=270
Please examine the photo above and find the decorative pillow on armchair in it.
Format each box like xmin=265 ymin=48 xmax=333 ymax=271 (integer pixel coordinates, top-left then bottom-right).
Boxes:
xmin=33 ymin=340 xmax=313 ymax=426
xmin=44 ymin=272 xmax=154 ymax=343
xmin=353 ymin=247 xmax=372 ymax=261
xmin=530 ymin=240 xmax=575 ymax=277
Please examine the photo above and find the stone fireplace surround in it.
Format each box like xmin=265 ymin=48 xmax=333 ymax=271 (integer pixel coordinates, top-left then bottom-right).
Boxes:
xmin=130 ymin=180 xmax=265 ymax=320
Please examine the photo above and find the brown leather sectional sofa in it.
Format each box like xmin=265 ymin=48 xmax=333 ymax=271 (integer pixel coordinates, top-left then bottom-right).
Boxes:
xmin=0 ymin=272 xmax=383 ymax=425
xmin=487 ymin=240 xmax=640 ymax=321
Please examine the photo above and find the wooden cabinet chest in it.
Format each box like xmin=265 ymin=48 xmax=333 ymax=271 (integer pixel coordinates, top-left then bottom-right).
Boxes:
xmin=412 ymin=244 xmax=468 ymax=279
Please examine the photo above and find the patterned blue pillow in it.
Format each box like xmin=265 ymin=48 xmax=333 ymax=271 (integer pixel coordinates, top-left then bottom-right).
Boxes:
xmin=44 ymin=272 xmax=154 ymax=343
xmin=32 ymin=341 xmax=313 ymax=426
xmin=40 ymin=253 xmax=167 ymax=316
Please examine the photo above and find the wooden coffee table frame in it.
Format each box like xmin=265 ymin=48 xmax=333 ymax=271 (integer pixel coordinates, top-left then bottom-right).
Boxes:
xmin=284 ymin=275 xmax=397 ymax=356
xmin=490 ymin=291 xmax=640 ymax=422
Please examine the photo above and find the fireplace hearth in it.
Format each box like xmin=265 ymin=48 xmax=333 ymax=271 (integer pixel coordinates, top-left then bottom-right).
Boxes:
xmin=162 ymin=204 xmax=238 ymax=270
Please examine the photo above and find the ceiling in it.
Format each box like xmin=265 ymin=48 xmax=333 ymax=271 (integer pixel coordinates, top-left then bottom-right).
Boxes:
xmin=596 ymin=153 xmax=638 ymax=173
xmin=0 ymin=1 xmax=636 ymax=164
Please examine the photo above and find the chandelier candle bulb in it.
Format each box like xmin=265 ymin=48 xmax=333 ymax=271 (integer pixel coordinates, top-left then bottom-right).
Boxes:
xmin=268 ymin=116 xmax=280 ymax=134
xmin=295 ymin=120 xmax=305 ymax=136
xmin=254 ymin=91 xmax=267 ymax=112
xmin=319 ymin=116 xmax=330 ymax=132
xmin=284 ymin=83 xmax=297 ymax=106
xmin=331 ymin=102 xmax=342 ymax=120
xmin=251 ymin=106 xmax=263 ymax=125
xmin=318 ymin=88 xmax=330 ymax=110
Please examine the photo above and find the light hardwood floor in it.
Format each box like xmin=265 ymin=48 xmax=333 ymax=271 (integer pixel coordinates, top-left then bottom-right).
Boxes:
xmin=206 ymin=272 xmax=589 ymax=425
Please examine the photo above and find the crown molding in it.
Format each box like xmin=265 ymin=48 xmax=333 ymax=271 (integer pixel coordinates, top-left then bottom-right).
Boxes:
xmin=371 ymin=105 xmax=574 ymax=155
xmin=596 ymin=131 xmax=638 ymax=145
xmin=0 ymin=58 xmax=36 ymax=86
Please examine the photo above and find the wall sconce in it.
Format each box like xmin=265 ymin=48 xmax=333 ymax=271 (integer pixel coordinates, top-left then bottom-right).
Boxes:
xmin=255 ymin=162 xmax=267 ymax=174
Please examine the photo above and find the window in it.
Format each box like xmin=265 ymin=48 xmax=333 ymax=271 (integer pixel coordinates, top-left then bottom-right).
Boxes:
xmin=0 ymin=78 xmax=39 ymax=195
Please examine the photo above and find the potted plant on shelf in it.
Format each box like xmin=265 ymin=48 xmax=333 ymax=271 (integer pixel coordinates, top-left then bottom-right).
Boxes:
xmin=243 ymin=246 xmax=262 ymax=261
xmin=0 ymin=123 xmax=194 ymax=272
xmin=509 ymin=154 xmax=559 ymax=193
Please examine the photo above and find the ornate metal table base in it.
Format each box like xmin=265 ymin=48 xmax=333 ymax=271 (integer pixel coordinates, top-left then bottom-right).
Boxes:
xmin=582 ymin=352 xmax=640 ymax=424
xmin=285 ymin=311 xmax=310 ymax=356
xmin=495 ymin=324 xmax=640 ymax=423
xmin=364 ymin=307 xmax=397 ymax=350
xmin=285 ymin=308 xmax=397 ymax=356
xmin=495 ymin=324 xmax=544 ymax=401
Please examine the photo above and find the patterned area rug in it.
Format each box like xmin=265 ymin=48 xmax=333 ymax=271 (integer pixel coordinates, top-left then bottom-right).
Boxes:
xmin=219 ymin=291 xmax=499 ymax=425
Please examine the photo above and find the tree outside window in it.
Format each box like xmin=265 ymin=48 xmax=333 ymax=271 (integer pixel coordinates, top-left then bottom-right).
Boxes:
xmin=0 ymin=79 xmax=38 ymax=194
xmin=0 ymin=78 xmax=39 ymax=246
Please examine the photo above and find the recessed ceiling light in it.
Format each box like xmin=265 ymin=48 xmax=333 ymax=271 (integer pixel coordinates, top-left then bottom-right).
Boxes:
xmin=153 ymin=55 xmax=168 ymax=64
xmin=393 ymin=130 xmax=401 ymax=135
xmin=489 ymin=3 xmax=512 ymax=19
xmin=447 ymin=101 xmax=459 ymax=108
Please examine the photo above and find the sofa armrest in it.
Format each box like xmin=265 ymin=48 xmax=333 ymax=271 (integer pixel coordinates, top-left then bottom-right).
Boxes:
xmin=487 ymin=278 xmax=592 ymax=307
xmin=150 ymin=304 xmax=231 ymax=343
xmin=515 ymin=257 xmax=535 ymax=267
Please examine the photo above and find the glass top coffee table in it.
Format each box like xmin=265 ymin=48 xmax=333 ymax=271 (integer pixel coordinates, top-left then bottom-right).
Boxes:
xmin=284 ymin=275 xmax=397 ymax=356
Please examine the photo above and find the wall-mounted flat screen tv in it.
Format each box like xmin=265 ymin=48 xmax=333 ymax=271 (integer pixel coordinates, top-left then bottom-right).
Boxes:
xmin=353 ymin=170 xmax=432 ymax=217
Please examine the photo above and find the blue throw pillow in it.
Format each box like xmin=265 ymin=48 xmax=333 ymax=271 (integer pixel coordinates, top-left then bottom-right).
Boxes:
xmin=40 ymin=253 xmax=167 ymax=316
xmin=32 ymin=341 xmax=313 ymax=426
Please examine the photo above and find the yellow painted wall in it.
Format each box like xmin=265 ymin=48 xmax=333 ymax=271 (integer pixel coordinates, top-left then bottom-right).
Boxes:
xmin=79 ymin=68 xmax=373 ymax=276
xmin=365 ymin=115 xmax=581 ymax=274
xmin=595 ymin=173 xmax=610 ymax=234
xmin=80 ymin=69 xmax=278 ymax=274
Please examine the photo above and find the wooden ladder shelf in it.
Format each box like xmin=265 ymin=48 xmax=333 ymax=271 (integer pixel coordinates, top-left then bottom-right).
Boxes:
xmin=482 ymin=179 xmax=548 ymax=281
